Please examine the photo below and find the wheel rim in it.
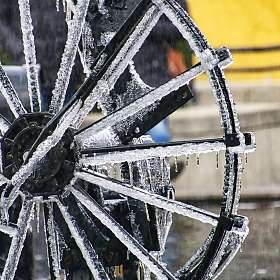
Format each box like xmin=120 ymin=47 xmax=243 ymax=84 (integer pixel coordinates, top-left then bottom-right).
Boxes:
xmin=0 ymin=0 xmax=255 ymax=279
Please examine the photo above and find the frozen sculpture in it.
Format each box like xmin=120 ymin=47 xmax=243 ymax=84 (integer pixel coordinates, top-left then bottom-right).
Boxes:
xmin=0 ymin=0 xmax=256 ymax=279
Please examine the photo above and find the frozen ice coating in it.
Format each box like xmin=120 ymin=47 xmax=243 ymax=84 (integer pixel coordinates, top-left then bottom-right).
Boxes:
xmin=102 ymin=5 xmax=163 ymax=90
xmin=75 ymin=170 xmax=219 ymax=226
xmin=70 ymin=186 xmax=176 ymax=280
xmin=1 ymin=199 xmax=34 ymax=280
xmin=0 ymin=63 xmax=27 ymax=117
xmin=80 ymin=141 xmax=226 ymax=166
xmin=18 ymin=0 xmax=41 ymax=112
xmin=46 ymin=203 xmax=61 ymax=280
xmin=8 ymin=101 xmax=81 ymax=205
xmin=0 ymin=0 xmax=254 ymax=277
xmin=49 ymin=0 xmax=90 ymax=114
xmin=56 ymin=198 xmax=110 ymax=280
xmin=76 ymin=63 xmax=208 ymax=147
xmin=79 ymin=23 xmax=95 ymax=76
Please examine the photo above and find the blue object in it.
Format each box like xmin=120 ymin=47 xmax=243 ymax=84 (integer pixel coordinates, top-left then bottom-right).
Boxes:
xmin=147 ymin=119 xmax=171 ymax=143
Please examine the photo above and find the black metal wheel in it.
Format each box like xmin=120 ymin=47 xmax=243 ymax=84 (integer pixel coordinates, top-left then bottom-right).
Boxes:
xmin=0 ymin=0 xmax=255 ymax=279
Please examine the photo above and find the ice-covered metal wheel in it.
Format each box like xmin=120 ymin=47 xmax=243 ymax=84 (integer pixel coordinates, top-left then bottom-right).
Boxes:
xmin=0 ymin=0 xmax=255 ymax=279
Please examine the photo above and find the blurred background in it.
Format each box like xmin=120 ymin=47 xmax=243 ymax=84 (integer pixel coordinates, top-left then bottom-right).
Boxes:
xmin=0 ymin=0 xmax=280 ymax=279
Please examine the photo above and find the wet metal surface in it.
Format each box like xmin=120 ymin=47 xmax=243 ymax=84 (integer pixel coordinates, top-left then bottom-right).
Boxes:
xmin=165 ymin=201 xmax=280 ymax=279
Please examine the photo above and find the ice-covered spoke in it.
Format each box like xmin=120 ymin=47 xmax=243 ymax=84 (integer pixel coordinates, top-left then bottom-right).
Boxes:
xmin=75 ymin=169 xmax=219 ymax=226
xmin=80 ymin=132 xmax=255 ymax=166
xmin=18 ymin=0 xmax=41 ymax=112
xmin=0 ymin=63 xmax=27 ymax=117
xmin=49 ymin=0 xmax=90 ymax=114
xmin=55 ymin=197 xmax=110 ymax=280
xmin=44 ymin=202 xmax=61 ymax=280
xmin=80 ymin=138 xmax=226 ymax=166
xmin=1 ymin=198 xmax=34 ymax=280
xmin=69 ymin=185 xmax=177 ymax=280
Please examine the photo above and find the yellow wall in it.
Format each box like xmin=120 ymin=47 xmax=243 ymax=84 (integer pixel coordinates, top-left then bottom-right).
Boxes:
xmin=188 ymin=0 xmax=280 ymax=81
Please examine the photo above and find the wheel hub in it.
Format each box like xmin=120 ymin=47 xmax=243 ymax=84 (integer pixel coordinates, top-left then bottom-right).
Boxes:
xmin=1 ymin=113 xmax=75 ymax=196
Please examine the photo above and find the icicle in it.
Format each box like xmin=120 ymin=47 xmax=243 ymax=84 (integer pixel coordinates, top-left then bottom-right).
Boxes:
xmin=128 ymin=162 xmax=133 ymax=185
xmin=174 ymin=156 xmax=178 ymax=173
xmin=63 ymin=0 xmax=66 ymax=12
xmin=196 ymin=154 xmax=200 ymax=166
xmin=186 ymin=154 xmax=189 ymax=167
xmin=56 ymin=0 xmax=60 ymax=11
xmin=216 ymin=152 xmax=219 ymax=169
xmin=112 ymin=163 xmax=117 ymax=178
xmin=146 ymin=160 xmax=153 ymax=185
xmin=245 ymin=153 xmax=248 ymax=164
xmin=35 ymin=200 xmax=40 ymax=233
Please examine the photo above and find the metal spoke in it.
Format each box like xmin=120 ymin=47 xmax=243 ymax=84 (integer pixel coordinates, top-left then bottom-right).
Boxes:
xmin=69 ymin=185 xmax=177 ymax=280
xmin=75 ymin=169 xmax=219 ymax=226
xmin=55 ymin=197 xmax=110 ymax=280
xmin=80 ymin=132 xmax=254 ymax=166
xmin=49 ymin=0 xmax=90 ymax=114
xmin=18 ymin=0 xmax=41 ymax=112
xmin=0 ymin=63 xmax=27 ymax=117
xmin=1 ymin=198 xmax=34 ymax=280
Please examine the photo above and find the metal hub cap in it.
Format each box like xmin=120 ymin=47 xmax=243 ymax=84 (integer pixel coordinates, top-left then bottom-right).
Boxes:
xmin=1 ymin=113 xmax=75 ymax=196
